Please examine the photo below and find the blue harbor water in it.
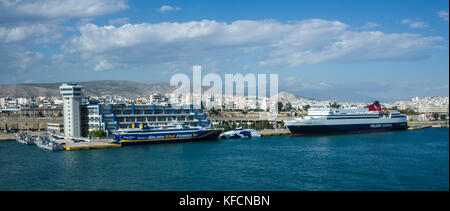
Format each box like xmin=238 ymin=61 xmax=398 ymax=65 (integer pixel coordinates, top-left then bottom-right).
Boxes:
xmin=0 ymin=128 xmax=448 ymax=191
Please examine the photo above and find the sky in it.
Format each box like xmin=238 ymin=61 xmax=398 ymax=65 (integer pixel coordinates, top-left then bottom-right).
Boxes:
xmin=0 ymin=0 xmax=448 ymax=101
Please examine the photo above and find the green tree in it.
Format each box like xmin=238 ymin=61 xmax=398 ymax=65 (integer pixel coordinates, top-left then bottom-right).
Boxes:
xmin=278 ymin=102 xmax=284 ymax=113
xmin=284 ymin=102 xmax=293 ymax=111
xmin=330 ymin=102 xmax=341 ymax=108
xmin=302 ymin=105 xmax=311 ymax=111
xmin=208 ymin=108 xmax=220 ymax=116
xmin=432 ymin=113 xmax=440 ymax=121
xmin=89 ymin=130 xmax=106 ymax=138
xmin=439 ymin=114 xmax=447 ymax=121
xmin=399 ymin=108 xmax=419 ymax=115
xmin=231 ymin=122 xmax=237 ymax=129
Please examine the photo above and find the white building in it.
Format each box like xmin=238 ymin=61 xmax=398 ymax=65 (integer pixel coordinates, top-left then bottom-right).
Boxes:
xmin=59 ymin=83 xmax=83 ymax=138
xmin=17 ymin=98 xmax=29 ymax=106
xmin=418 ymin=106 xmax=449 ymax=114
xmin=0 ymin=98 xmax=7 ymax=108
xmin=7 ymin=99 xmax=17 ymax=108
xmin=52 ymin=98 xmax=63 ymax=106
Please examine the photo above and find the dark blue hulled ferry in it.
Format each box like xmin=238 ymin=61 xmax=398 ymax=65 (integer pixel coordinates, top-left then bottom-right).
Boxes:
xmin=284 ymin=101 xmax=408 ymax=135
xmin=113 ymin=122 xmax=223 ymax=145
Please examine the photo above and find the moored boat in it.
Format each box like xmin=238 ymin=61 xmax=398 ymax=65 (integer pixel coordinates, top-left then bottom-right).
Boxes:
xmin=15 ymin=133 xmax=36 ymax=145
xmin=219 ymin=128 xmax=261 ymax=139
xmin=113 ymin=122 xmax=223 ymax=145
xmin=35 ymin=135 xmax=64 ymax=151
xmin=285 ymin=101 xmax=408 ymax=135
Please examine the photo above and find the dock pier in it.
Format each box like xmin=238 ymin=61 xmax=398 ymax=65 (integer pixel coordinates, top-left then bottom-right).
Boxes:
xmin=0 ymin=134 xmax=15 ymax=141
xmin=54 ymin=139 xmax=121 ymax=151
xmin=258 ymin=129 xmax=290 ymax=136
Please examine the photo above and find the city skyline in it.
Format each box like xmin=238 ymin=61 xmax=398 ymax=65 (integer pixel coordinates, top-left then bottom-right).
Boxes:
xmin=0 ymin=0 xmax=449 ymax=101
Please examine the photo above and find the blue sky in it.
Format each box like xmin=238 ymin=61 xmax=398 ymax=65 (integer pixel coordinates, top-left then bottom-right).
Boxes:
xmin=0 ymin=0 xmax=448 ymax=101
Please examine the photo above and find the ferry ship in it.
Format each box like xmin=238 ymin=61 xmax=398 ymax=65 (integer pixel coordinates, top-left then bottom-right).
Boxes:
xmin=113 ymin=122 xmax=223 ymax=145
xmin=285 ymin=101 xmax=407 ymax=135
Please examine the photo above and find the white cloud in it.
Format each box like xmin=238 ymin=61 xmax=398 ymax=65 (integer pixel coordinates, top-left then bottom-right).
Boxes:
xmin=360 ymin=22 xmax=380 ymax=29
xmin=62 ymin=19 xmax=443 ymax=71
xmin=108 ymin=17 xmax=130 ymax=25
xmin=0 ymin=24 xmax=62 ymax=43
xmin=0 ymin=0 xmax=130 ymax=76
xmin=409 ymin=21 xmax=428 ymax=28
xmin=0 ymin=0 xmax=129 ymax=23
xmin=281 ymin=77 xmax=335 ymax=92
xmin=94 ymin=60 xmax=116 ymax=71
xmin=401 ymin=19 xmax=428 ymax=28
xmin=0 ymin=48 xmax=49 ymax=72
xmin=438 ymin=10 xmax=449 ymax=21
xmin=242 ymin=64 xmax=250 ymax=70
xmin=158 ymin=5 xmax=181 ymax=13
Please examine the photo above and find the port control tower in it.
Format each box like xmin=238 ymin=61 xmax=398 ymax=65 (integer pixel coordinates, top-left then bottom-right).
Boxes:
xmin=59 ymin=83 xmax=83 ymax=138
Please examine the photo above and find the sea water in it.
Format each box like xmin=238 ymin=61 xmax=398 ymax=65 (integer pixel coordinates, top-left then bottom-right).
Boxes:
xmin=0 ymin=128 xmax=448 ymax=191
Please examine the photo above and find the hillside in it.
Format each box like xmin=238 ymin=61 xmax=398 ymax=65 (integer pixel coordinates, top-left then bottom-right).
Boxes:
xmin=0 ymin=80 xmax=175 ymax=98
xmin=276 ymin=91 xmax=312 ymax=102
xmin=0 ymin=81 xmax=309 ymax=102
xmin=0 ymin=84 xmax=59 ymax=98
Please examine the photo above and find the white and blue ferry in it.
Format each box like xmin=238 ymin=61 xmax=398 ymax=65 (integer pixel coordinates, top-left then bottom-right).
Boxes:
xmin=113 ymin=122 xmax=223 ymax=145
xmin=285 ymin=101 xmax=408 ymax=135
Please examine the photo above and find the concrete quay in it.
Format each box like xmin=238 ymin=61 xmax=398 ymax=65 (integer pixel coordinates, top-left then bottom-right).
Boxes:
xmin=257 ymin=129 xmax=290 ymax=136
xmin=54 ymin=139 xmax=121 ymax=151
xmin=408 ymin=121 xmax=449 ymax=128
xmin=1 ymin=132 xmax=121 ymax=150
xmin=0 ymin=134 xmax=15 ymax=141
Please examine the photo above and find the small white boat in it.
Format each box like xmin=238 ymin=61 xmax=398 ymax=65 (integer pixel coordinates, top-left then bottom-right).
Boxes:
xmin=15 ymin=133 xmax=36 ymax=145
xmin=35 ymin=135 xmax=64 ymax=151
xmin=219 ymin=128 xmax=261 ymax=139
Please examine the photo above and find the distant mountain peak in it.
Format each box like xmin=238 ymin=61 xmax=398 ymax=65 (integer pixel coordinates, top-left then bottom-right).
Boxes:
xmin=1 ymin=80 xmax=174 ymax=98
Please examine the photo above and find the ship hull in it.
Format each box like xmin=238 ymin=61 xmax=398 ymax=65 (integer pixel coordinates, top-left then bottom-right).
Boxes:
xmin=287 ymin=122 xmax=407 ymax=136
xmin=17 ymin=139 xmax=35 ymax=145
xmin=115 ymin=129 xmax=222 ymax=145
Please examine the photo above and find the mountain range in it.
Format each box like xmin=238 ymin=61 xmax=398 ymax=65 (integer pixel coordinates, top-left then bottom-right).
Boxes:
xmin=2 ymin=80 xmax=395 ymax=103
xmin=0 ymin=80 xmax=313 ymax=102
xmin=0 ymin=80 xmax=174 ymax=98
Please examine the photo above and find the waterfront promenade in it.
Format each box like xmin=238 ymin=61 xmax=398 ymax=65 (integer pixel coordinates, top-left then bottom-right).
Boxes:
xmin=408 ymin=121 xmax=449 ymax=128
xmin=60 ymin=140 xmax=121 ymax=151
xmin=0 ymin=134 xmax=15 ymax=141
